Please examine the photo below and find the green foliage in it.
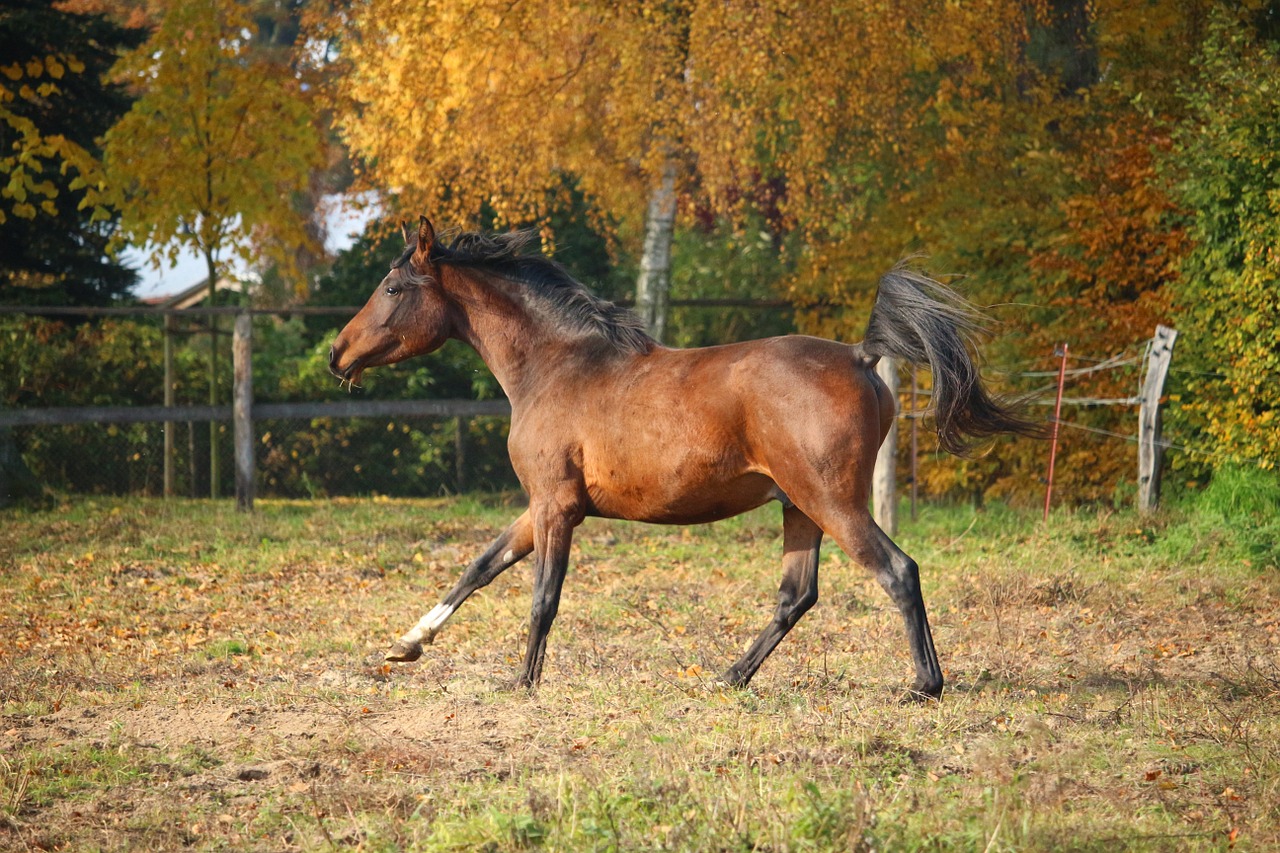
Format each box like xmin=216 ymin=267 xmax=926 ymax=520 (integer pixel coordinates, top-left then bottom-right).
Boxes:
xmin=1189 ymin=464 xmax=1280 ymax=522
xmin=0 ymin=315 xmax=186 ymax=494
xmin=0 ymin=305 xmax=518 ymax=498
xmin=666 ymin=214 xmax=796 ymax=347
xmin=1167 ymin=13 xmax=1280 ymax=470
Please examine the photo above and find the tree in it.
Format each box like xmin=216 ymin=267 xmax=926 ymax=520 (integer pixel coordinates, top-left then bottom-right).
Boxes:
xmin=1167 ymin=11 xmax=1280 ymax=470
xmin=0 ymin=0 xmax=141 ymax=305
xmin=327 ymin=0 xmax=807 ymax=341
xmin=102 ymin=0 xmax=324 ymax=496
xmin=330 ymin=0 xmax=1273 ymax=505
xmin=103 ymin=0 xmax=323 ymax=294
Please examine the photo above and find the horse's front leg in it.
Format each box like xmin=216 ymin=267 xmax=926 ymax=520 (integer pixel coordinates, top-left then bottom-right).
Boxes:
xmin=386 ymin=510 xmax=534 ymax=662
xmin=515 ymin=498 xmax=583 ymax=689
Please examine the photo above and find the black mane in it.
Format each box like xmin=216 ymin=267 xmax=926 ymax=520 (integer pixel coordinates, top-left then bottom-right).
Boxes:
xmin=396 ymin=229 xmax=655 ymax=355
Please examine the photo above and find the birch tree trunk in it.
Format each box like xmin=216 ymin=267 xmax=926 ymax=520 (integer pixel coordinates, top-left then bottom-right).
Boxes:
xmin=635 ymin=161 xmax=678 ymax=343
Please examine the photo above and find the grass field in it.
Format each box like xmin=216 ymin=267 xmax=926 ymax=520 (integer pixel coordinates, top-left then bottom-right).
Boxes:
xmin=1 ymin=490 xmax=1277 ymax=851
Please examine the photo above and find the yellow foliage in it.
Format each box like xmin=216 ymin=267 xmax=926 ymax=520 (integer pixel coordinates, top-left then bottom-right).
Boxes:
xmin=101 ymin=0 xmax=324 ymax=289
xmin=1 ymin=51 xmax=106 ymax=224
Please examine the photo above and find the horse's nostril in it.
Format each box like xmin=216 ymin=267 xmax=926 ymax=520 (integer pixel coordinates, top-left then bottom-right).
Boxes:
xmin=328 ymin=345 xmax=341 ymax=375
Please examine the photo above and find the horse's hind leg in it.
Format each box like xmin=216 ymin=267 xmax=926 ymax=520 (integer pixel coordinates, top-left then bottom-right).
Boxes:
xmin=721 ymin=505 xmax=824 ymax=688
xmin=827 ymin=509 xmax=943 ymax=700
xmin=387 ymin=510 xmax=534 ymax=661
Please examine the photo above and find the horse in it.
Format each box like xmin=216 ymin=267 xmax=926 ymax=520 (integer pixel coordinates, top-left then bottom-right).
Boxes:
xmin=329 ymin=217 xmax=1041 ymax=699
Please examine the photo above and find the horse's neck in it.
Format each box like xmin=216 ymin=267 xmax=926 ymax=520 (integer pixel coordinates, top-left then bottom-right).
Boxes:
xmin=442 ymin=268 xmax=566 ymax=400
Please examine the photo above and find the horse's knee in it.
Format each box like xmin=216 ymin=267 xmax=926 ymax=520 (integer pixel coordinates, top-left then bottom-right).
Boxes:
xmin=876 ymin=555 xmax=921 ymax=607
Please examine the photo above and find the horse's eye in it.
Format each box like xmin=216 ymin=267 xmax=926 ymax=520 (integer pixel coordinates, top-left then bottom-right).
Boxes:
xmin=385 ymin=285 xmax=402 ymax=297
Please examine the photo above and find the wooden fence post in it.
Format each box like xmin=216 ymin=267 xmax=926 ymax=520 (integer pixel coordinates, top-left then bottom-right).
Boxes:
xmin=163 ymin=314 xmax=174 ymax=498
xmin=1138 ymin=325 xmax=1177 ymax=514
xmin=232 ymin=313 xmax=254 ymax=512
xmin=873 ymin=357 xmax=899 ymax=535
xmin=454 ymin=415 xmax=466 ymax=493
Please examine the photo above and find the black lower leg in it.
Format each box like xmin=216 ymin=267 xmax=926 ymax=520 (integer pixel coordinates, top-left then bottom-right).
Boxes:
xmin=517 ymin=513 xmax=575 ymax=689
xmin=878 ymin=551 xmax=943 ymax=700
xmin=722 ymin=506 xmax=823 ymax=687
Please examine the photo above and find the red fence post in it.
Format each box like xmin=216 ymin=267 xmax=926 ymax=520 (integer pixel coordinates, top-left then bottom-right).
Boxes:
xmin=1043 ymin=343 xmax=1069 ymax=523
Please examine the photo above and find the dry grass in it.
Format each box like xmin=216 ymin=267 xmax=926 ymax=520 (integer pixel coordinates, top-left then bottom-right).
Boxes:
xmin=1 ymin=495 xmax=1277 ymax=851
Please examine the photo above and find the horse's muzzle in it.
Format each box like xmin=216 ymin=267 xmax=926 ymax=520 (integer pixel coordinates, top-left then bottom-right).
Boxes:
xmin=328 ymin=345 xmax=356 ymax=381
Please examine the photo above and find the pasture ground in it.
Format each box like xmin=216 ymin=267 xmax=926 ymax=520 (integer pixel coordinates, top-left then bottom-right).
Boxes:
xmin=1 ymin=494 xmax=1277 ymax=851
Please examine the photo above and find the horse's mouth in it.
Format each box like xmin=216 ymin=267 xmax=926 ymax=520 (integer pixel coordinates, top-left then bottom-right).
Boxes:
xmin=328 ymin=347 xmax=365 ymax=387
xmin=334 ymin=364 xmax=364 ymax=388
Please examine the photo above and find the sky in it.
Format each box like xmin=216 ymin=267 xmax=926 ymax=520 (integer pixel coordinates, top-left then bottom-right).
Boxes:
xmin=123 ymin=198 xmax=378 ymax=299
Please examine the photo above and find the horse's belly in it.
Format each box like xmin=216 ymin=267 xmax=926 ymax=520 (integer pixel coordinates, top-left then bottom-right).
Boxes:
xmin=583 ymin=452 xmax=777 ymax=524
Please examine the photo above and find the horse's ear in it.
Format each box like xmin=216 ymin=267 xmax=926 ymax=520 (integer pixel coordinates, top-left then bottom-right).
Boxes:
xmin=416 ymin=216 xmax=436 ymax=256
xmin=400 ymin=220 xmax=413 ymax=246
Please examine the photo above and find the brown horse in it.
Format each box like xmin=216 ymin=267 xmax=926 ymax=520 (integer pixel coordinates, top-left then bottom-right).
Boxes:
xmin=330 ymin=217 xmax=1040 ymax=698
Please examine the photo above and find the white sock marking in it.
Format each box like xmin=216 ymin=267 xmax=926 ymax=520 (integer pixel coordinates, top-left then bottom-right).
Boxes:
xmin=401 ymin=602 xmax=455 ymax=645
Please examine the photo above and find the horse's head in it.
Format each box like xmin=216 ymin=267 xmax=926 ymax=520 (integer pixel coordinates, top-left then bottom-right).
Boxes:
xmin=329 ymin=216 xmax=453 ymax=385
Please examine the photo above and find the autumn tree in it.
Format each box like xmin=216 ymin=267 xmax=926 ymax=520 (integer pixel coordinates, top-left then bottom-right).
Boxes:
xmin=102 ymin=0 xmax=323 ymax=497
xmin=103 ymin=0 xmax=323 ymax=294
xmin=330 ymin=1 xmax=1108 ymax=336
xmin=327 ymin=0 xmax=810 ymax=340
xmin=0 ymin=0 xmax=141 ymax=305
xmin=329 ymin=0 xmax=1273 ymax=505
xmin=1167 ymin=11 xmax=1280 ymax=470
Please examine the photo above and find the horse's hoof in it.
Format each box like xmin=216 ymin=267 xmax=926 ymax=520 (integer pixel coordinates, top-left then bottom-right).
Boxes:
xmin=385 ymin=640 xmax=423 ymax=662
xmin=497 ymin=676 xmax=536 ymax=693
xmin=900 ymin=685 xmax=943 ymax=705
xmin=701 ymin=676 xmax=739 ymax=695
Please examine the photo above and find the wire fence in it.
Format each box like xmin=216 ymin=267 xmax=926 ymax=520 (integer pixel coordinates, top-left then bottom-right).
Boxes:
xmin=0 ymin=306 xmax=520 ymax=501
xmin=1 ymin=304 xmax=1264 ymax=507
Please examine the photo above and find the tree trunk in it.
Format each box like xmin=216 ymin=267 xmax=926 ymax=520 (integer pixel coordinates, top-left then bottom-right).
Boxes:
xmin=206 ymin=249 xmax=220 ymax=499
xmin=635 ymin=161 xmax=678 ymax=343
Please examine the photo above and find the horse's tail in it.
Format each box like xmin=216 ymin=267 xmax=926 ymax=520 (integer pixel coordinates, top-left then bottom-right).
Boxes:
xmin=861 ymin=262 xmax=1045 ymax=456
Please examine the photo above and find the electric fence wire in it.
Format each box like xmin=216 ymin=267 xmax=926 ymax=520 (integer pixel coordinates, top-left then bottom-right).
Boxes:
xmin=1050 ymin=418 xmax=1272 ymax=468
xmin=881 ymin=339 xmax=1271 ymax=468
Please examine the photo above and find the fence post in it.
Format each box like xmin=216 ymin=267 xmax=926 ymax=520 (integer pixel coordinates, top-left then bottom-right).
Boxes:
xmin=163 ymin=314 xmax=175 ymax=498
xmin=1043 ymin=343 xmax=1069 ymax=523
xmin=454 ymin=415 xmax=466 ymax=493
xmin=232 ymin=313 xmax=254 ymax=512
xmin=873 ymin=357 xmax=899 ymax=535
xmin=1138 ymin=325 xmax=1177 ymax=514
